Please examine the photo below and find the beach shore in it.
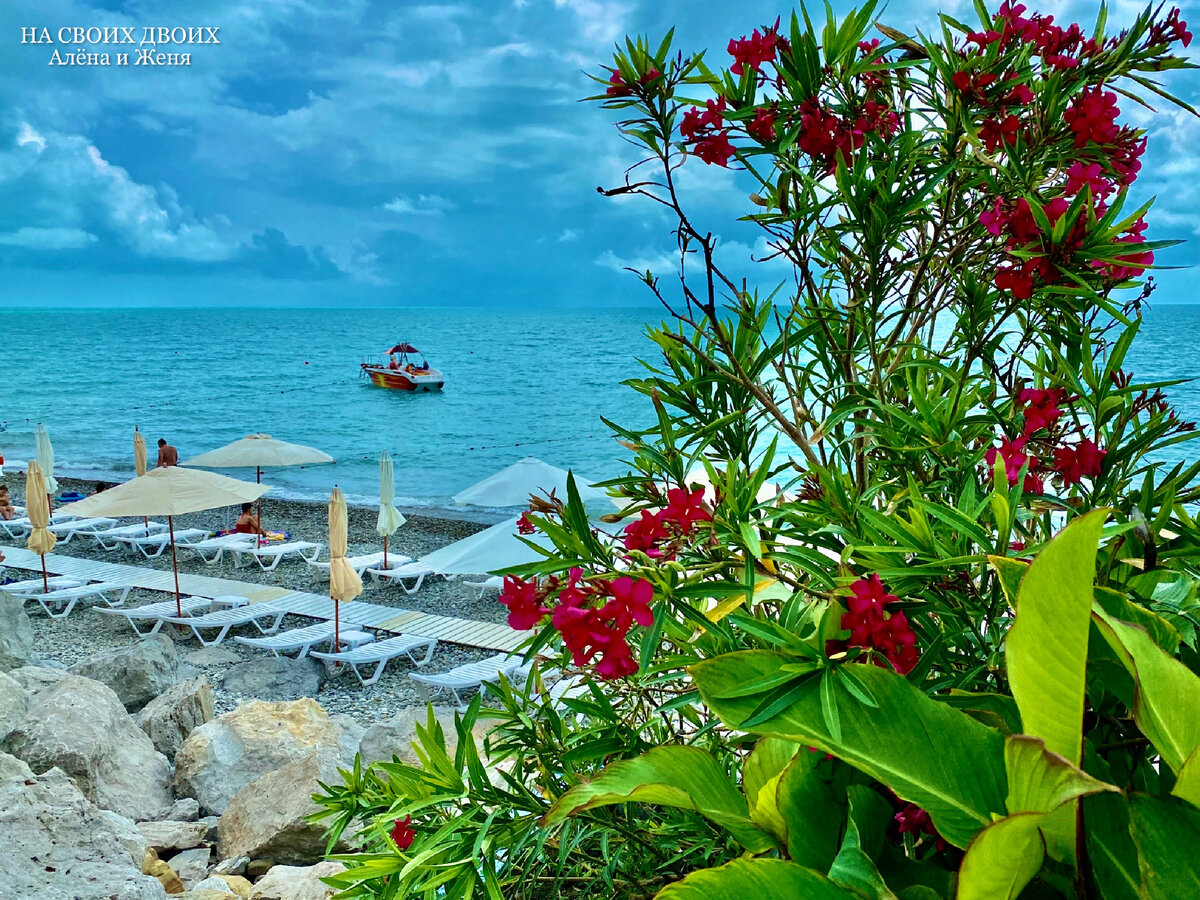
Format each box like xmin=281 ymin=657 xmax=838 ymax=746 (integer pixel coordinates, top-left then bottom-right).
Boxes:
xmin=0 ymin=475 xmax=515 ymax=724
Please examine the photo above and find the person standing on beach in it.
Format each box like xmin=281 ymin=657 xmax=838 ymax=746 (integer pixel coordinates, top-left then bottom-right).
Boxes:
xmin=156 ymin=439 xmax=178 ymax=468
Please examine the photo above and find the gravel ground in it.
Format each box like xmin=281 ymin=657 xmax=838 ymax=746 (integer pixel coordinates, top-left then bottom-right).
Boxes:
xmin=1 ymin=476 xmax=516 ymax=724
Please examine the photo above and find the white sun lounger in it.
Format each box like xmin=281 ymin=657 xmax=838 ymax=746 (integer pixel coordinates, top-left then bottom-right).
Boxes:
xmin=24 ymin=581 xmax=135 ymax=619
xmin=91 ymin=521 xmax=168 ymax=551
xmin=463 ymin=576 xmax=504 ymax=599
xmin=46 ymin=517 xmax=118 ymax=544
xmin=234 ymin=621 xmax=343 ymax=658
xmin=161 ymin=600 xmax=292 ymax=647
xmin=305 ymin=552 xmax=413 ymax=576
xmin=179 ymin=533 xmax=258 ymax=564
xmin=2 ymin=576 xmax=84 ymax=595
xmin=0 ymin=513 xmax=79 ymax=539
xmin=232 ymin=541 xmax=324 ymax=571
xmin=96 ymin=596 xmax=215 ymax=635
xmin=310 ymin=634 xmax=438 ymax=686
xmin=118 ymin=528 xmax=209 ymax=559
xmin=364 ymin=562 xmax=437 ymax=594
xmin=410 ymin=653 xmax=527 ymax=709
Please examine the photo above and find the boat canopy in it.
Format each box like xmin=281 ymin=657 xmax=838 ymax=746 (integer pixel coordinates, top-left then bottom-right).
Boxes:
xmin=388 ymin=343 xmax=419 ymax=354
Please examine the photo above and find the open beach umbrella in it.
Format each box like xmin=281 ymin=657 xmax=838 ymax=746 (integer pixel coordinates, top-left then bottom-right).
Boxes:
xmin=417 ymin=515 xmax=551 ymax=576
xmin=35 ymin=424 xmax=59 ymax=497
xmin=182 ymin=433 xmax=334 ymax=531
xmin=328 ymin=486 xmax=363 ymax=653
xmin=25 ymin=461 xmax=56 ymax=593
xmin=376 ymin=452 xmax=406 ymax=570
xmin=453 ymin=457 xmax=615 ymax=510
xmin=63 ymin=467 xmax=269 ymax=615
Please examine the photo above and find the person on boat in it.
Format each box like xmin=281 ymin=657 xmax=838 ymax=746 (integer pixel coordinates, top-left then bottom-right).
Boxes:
xmin=235 ymin=502 xmax=265 ymax=535
xmin=388 ymin=353 xmax=400 ymax=370
xmin=0 ymin=485 xmax=14 ymax=521
xmin=157 ymin=438 xmax=178 ymax=468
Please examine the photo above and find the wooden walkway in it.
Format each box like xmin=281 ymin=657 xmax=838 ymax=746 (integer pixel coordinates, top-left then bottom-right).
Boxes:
xmin=0 ymin=547 xmax=528 ymax=652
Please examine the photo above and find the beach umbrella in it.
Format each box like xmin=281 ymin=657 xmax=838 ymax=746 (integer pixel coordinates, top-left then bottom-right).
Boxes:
xmin=453 ymin=457 xmax=615 ymax=510
xmin=25 ymin=461 xmax=56 ymax=593
xmin=63 ymin=467 xmax=269 ymax=616
xmin=417 ymin=515 xmax=551 ymax=576
xmin=328 ymin=486 xmax=363 ymax=652
xmin=182 ymin=433 xmax=334 ymax=531
xmin=134 ymin=428 xmax=149 ymax=528
xmin=376 ymin=452 xmax=406 ymax=570
xmin=35 ymin=423 xmax=58 ymax=497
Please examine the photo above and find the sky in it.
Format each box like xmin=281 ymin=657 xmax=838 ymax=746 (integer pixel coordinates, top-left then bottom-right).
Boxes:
xmin=0 ymin=0 xmax=1197 ymax=309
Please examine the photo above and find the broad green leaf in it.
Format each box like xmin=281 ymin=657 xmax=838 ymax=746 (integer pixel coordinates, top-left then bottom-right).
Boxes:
xmin=827 ymin=785 xmax=899 ymax=900
xmin=1083 ymin=793 xmax=1142 ymax=900
xmin=542 ymin=746 xmax=775 ymax=852
xmin=655 ymin=858 xmax=863 ymax=900
xmin=1092 ymin=606 xmax=1200 ymax=773
xmin=1094 ymin=586 xmax=1181 ymax=655
xmin=1128 ymin=793 xmax=1200 ymax=899
xmin=743 ymin=737 xmax=801 ymax=841
xmin=777 ymin=746 xmax=845 ymax=871
xmin=1171 ymin=745 xmax=1200 ymax=809
xmin=1004 ymin=735 xmax=1117 ymax=813
xmin=1007 ymin=510 xmax=1106 ymax=765
xmin=987 ymin=555 xmax=1028 ymax=609
xmin=956 ymin=812 xmax=1045 ymax=900
xmin=692 ymin=651 xmax=1007 ymax=849
xmin=943 ymin=691 xmax=1022 ymax=735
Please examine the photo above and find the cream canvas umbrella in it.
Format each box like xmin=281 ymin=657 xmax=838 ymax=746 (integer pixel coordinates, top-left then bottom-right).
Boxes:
xmin=133 ymin=428 xmax=149 ymax=528
xmin=453 ymin=456 xmax=615 ymax=509
xmin=182 ymin=433 xmax=334 ymax=531
xmin=328 ymin=486 xmax=363 ymax=652
xmin=25 ymin=461 xmax=56 ymax=594
xmin=63 ymin=467 xmax=269 ymax=615
xmin=35 ymin=423 xmax=59 ymax=498
xmin=416 ymin=515 xmax=551 ymax=575
xmin=376 ymin=452 xmax=406 ymax=570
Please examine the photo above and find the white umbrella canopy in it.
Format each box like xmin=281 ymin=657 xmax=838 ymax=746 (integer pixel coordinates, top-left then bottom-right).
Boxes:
xmin=453 ymin=457 xmax=615 ymax=509
xmin=182 ymin=433 xmax=334 ymax=470
xmin=418 ymin=515 xmax=552 ymax=576
xmin=684 ymin=465 xmax=787 ymax=505
xmin=376 ymin=452 xmax=406 ymax=570
xmin=35 ymin=423 xmax=58 ymax=495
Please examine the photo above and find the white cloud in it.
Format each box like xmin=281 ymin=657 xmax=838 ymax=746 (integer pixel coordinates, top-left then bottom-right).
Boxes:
xmin=553 ymin=0 xmax=630 ymax=45
xmin=16 ymin=123 xmax=45 ymax=153
xmin=558 ymin=228 xmax=580 ymax=241
xmin=382 ymin=194 xmax=456 ymax=215
xmin=0 ymin=227 xmax=97 ymax=250
xmin=596 ymin=247 xmax=680 ymax=273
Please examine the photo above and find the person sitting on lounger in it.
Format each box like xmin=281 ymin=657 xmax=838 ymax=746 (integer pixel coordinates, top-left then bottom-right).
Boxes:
xmin=235 ymin=503 xmax=265 ymax=535
xmin=0 ymin=485 xmax=14 ymax=520
xmin=157 ymin=439 xmax=178 ymax=468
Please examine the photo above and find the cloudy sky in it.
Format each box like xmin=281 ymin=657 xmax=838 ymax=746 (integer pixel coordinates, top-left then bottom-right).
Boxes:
xmin=0 ymin=0 xmax=1196 ymax=308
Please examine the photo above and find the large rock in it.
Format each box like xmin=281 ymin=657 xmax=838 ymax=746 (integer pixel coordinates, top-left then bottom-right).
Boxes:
xmin=168 ymin=847 xmax=213 ymax=889
xmin=138 ymin=677 xmax=215 ymax=759
xmin=0 ymin=671 xmax=29 ymax=742
xmin=138 ymin=820 xmax=211 ymax=853
xmin=218 ymin=751 xmax=348 ymax=864
xmin=2 ymin=673 xmax=173 ymax=821
xmin=174 ymin=699 xmax=344 ymax=816
xmin=220 ymin=658 xmax=324 ymax=701
xmin=249 ymin=861 xmax=345 ymax=900
xmin=71 ymin=634 xmax=179 ymax=712
xmin=358 ymin=707 xmax=463 ymax=766
xmin=330 ymin=714 xmax=366 ymax=764
xmin=0 ymin=592 xmax=35 ymax=671
xmin=0 ymin=750 xmax=166 ymax=900
xmin=7 ymin=664 xmax=69 ymax=697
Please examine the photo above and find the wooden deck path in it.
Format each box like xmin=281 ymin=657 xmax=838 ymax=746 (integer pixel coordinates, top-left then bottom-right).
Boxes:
xmin=0 ymin=547 xmax=528 ymax=652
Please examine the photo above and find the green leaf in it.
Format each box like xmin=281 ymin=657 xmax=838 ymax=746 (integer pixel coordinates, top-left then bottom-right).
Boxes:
xmin=986 ymin=555 xmax=1028 ymax=609
xmin=1004 ymin=735 xmax=1117 ymax=813
xmin=828 ymin=785 xmax=899 ymax=900
xmin=1128 ymin=793 xmax=1200 ymax=899
xmin=1092 ymin=606 xmax=1200 ymax=773
xmin=943 ymin=691 xmax=1022 ymax=735
xmin=777 ymin=746 xmax=845 ymax=871
xmin=956 ymin=812 xmax=1046 ymax=900
xmin=691 ymin=651 xmax=1007 ymax=848
xmin=1007 ymin=510 xmax=1106 ymax=765
xmin=654 ymin=858 xmax=865 ymax=900
xmin=1084 ymin=793 xmax=1143 ymax=900
xmin=743 ymin=737 xmax=801 ymax=842
xmin=1171 ymin=745 xmax=1200 ymax=810
xmin=542 ymin=745 xmax=776 ymax=852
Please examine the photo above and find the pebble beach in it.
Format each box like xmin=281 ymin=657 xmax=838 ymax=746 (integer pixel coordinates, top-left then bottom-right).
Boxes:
xmin=0 ymin=475 xmax=514 ymax=725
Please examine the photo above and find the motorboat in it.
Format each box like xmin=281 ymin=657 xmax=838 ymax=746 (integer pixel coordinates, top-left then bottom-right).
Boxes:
xmin=361 ymin=343 xmax=444 ymax=392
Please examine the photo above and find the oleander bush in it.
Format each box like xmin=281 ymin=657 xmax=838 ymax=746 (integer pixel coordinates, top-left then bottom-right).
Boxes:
xmin=313 ymin=3 xmax=1200 ymax=897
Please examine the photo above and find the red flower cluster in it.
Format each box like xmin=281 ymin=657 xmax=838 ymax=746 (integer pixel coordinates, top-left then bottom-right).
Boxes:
xmin=605 ymin=66 xmax=662 ymax=97
xmin=391 ymin=816 xmax=415 ymax=850
xmin=839 ymin=575 xmax=919 ymax=676
xmin=795 ymin=97 xmax=899 ymax=173
xmin=1053 ymin=438 xmax=1106 ymax=485
xmin=622 ymin=486 xmax=712 ymax=557
xmin=985 ymin=436 xmax=1043 ymax=494
xmin=680 ymin=97 xmax=736 ymax=167
xmin=516 ymin=512 xmax=535 ymax=535
xmin=748 ymin=107 xmax=776 ymax=142
xmin=986 ymin=387 xmax=1106 ymax=493
xmin=895 ymin=803 xmax=946 ymax=851
xmin=1093 ymin=217 xmax=1154 ymax=281
xmin=1065 ymin=87 xmax=1121 ymax=147
xmin=728 ymin=24 xmax=785 ymax=76
xmin=1150 ymin=8 xmax=1193 ymax=47
xmin=1018 ymin=387 xmax=1068 ymax=434
xmin=499 ymin=569 xmax=657 ymax=680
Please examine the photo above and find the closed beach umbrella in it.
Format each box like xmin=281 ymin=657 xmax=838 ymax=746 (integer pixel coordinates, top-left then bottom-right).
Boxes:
xmin=134 ymin=428 xmax=149 ymax=527
xmin=63 ymin=467 xmax=269 ymax=615
xmin=328 ymin=486 xmax=363 ymax=651
xmin=453 ymin=456 xmax=615 ymax=509
xmin=35 ymin=424 xmax=58 ymax=496
xmin=376 ymin=452 xmax=406 ymax=570
xmin=25 ymin=461 xmax=56 ymax=593
xmin=417 ymin=515 xmax=550 ymax=575
xmin=182 ymin=433 xmax=334 ymax=531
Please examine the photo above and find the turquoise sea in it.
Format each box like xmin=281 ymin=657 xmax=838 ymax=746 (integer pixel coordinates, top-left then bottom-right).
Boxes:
xmin=0 ymin=306 xmax=1197 ymax=512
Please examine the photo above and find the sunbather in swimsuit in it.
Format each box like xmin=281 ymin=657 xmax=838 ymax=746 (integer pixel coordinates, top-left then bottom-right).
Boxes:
xmin=0 ymin=488 xmax=14 ymax=521
xmin=235 ymin=503 xmax=265 ymax=535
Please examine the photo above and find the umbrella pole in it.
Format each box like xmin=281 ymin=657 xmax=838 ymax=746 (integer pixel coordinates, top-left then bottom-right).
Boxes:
xmin=256 ymin=466 xmax=262 ymax=537
xmin=383 ymin=535 xmax=388 ymax=571
xmin=40 ymin=555 xmax=48 ymax=594
xmin=169 ymin=516 xmax=182 ymax=617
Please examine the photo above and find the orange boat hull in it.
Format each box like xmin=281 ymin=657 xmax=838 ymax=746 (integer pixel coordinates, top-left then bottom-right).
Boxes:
xmin=362 ymin=365 xmax=443 ymax=391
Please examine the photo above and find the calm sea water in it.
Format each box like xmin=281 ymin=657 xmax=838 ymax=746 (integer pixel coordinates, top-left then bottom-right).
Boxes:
xmin=0 ymin=306 xmax=1197 ymax=511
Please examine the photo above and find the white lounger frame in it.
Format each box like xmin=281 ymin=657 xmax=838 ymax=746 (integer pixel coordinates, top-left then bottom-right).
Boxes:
xmin=310 ymin=634 xmax=438 ymax=687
